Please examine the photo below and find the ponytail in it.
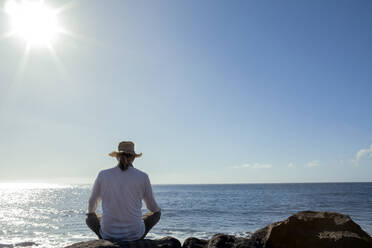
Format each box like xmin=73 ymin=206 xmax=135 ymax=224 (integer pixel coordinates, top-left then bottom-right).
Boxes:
xmin=118 ymin=153 xmax=135 ymax=171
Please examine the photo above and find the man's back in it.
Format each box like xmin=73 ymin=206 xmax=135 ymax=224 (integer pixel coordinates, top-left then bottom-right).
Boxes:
xmin=88 ymin=166 xmax=160 ymax=241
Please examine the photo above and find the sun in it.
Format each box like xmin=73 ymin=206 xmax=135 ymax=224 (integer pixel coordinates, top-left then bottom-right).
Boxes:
xmin=4 ymin=0 xmax=62 ymax=47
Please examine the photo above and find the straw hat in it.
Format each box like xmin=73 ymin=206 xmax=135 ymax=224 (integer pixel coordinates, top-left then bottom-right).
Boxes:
xmin=109 ymin=141 xmax=142 ymax=158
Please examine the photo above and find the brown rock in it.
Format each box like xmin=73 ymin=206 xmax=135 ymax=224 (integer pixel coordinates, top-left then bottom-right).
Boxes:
xmin=251 ymin=211 xmax=372 ymax=248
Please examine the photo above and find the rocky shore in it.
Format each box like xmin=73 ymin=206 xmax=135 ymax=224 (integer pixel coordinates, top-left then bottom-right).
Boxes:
xmin=66 ymin=211 xmax=372 ymax=248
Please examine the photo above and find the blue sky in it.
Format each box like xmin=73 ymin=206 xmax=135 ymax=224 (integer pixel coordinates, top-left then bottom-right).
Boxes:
xmin=0 ymin=0 xmax=371 ymax=184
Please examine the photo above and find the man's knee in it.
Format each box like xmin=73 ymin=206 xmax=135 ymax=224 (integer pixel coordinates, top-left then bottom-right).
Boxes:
xmin=86 ymin=218 xmax=93 ymax=231
xmin=154 ymin=211 xmax=161 ymax=219
xmin=86 ymin=214 xmax=100 ymax=229
xmin=152 ymin=211 xmax=161 ymax=224
xmin=143 ymin=211 xmax=161 ymax=228
xmin=86 ymin=217 xmax=93 ymax=226
xmin=86 ymin=214 xmax=102 ymax=239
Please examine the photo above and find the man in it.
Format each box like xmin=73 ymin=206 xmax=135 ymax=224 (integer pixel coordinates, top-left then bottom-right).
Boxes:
xmin=86 ymin=141 xmax=161 ymax=241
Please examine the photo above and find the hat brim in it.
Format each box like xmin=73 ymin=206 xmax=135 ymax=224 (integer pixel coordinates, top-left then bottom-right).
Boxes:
xmin=109 ymin=151 xmax=142 ymax=158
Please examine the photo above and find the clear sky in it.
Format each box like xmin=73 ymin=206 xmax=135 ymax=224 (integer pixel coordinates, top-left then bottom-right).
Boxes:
xmin=0 ymin=0 xmax=371 ymax=184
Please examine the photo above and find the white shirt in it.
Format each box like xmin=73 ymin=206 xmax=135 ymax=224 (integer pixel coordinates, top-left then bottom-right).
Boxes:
xmin=88 ymin=166 xmax=161 ymax=241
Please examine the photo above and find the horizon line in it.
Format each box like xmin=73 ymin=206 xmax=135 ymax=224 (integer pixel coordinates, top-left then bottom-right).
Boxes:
xmin=1 ymin=181 xmax=371 ymax=186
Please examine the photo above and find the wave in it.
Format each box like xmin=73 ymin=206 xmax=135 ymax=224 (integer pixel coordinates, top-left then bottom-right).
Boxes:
xmin=0 ymin=242 xmax=38 ymax=248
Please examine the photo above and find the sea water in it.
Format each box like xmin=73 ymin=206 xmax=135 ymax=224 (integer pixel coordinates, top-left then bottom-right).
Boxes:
xmin=0 ymin=183 xmax=371 ymax=247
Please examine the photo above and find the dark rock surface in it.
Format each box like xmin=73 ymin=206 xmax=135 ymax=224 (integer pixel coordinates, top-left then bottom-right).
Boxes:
xmin=183 ymin=234 xmax=258 ymax=248
xmin=65 ymin=237 xmax=181 ymax=248
xmin=66 ymin=211 xmax=372 ymax=248
xmin=182 ymin=237 xmax=208 ymax=248
xmin=207 ymin=234 xmax=258 ymax=248
xmin=250 ymin=211 xmax=372 ymax=248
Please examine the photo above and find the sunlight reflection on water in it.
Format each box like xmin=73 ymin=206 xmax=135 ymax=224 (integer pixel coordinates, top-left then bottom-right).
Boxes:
xmin=0 ymin=183 xmax=71 ymax=190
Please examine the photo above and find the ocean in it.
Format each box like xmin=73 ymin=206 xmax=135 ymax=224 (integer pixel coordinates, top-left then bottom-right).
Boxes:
xmin=0 ymin=183 xmax=371 ymax=247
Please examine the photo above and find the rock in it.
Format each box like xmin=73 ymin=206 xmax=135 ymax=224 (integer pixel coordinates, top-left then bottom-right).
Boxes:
xmin=183 ymin=234 xmax=258 ymax=248
xmin=156 ymin=237 xmax=182 ymax=248
xmin=65 ymin=240 xmax=118 ymax=248
xmin=208 ymin=234 xmax=237 ymax=248
xmin=65 ymin=237 xmax=181 ymax=248
xmin=66 ymin=211 xmax=372 ymax=248
xmin=183 ymin=237 xmax=208 ymax=248
xmin=250 ymin=211 xmax=372 ymax=248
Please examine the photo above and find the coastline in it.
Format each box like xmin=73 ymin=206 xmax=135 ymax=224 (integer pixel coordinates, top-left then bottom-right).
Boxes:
xmin=1 ymin=211 xmax=372 ymax=248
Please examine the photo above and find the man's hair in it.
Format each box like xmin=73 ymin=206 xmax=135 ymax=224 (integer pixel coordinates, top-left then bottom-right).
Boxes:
xmin=118 ymin=153 xmax=135 ymax=171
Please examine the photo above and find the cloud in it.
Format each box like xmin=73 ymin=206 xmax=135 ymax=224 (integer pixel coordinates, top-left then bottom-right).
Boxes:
xmin=234 ymin=163 xmax=272 ymax=169
xmin=306 ymin=160 xmax=319 ymax=167
xmin=288 ymin=162 xmax=295 ymax=168
xmin=353 ymin=145 xmax=372 ymax=166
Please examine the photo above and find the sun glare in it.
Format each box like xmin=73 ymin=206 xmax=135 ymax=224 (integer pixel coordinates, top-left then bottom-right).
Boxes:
xmin=4 ymin=0 xmax=61 ymax=47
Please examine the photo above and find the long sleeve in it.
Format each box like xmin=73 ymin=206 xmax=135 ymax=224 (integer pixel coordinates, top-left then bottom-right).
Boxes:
xmin=88 ymin=172 xmax=102 ymax=213
xmin=143 ymin=175 xmax=161 ymax=212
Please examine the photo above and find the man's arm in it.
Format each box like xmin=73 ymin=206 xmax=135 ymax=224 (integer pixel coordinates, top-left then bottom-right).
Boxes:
xmin=88 ymin=172 xmax=102 ymax=214
xmin=143 ymin=175 xmax=161 ymax=213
